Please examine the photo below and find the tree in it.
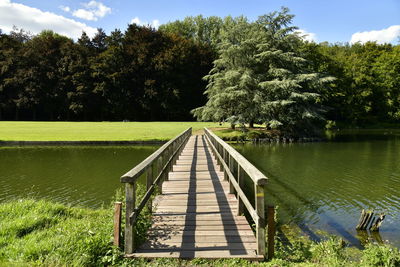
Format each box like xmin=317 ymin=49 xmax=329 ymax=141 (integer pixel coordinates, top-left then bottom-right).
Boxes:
xmin=193 ymin=8 xmax=334 ymax=136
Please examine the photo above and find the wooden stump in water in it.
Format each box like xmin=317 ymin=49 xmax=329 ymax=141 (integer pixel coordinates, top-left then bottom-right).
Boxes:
xmin=370 ymin=213 xmax=386 ymax=231
xmin=356 ymin=210 xmax=385 ymax=231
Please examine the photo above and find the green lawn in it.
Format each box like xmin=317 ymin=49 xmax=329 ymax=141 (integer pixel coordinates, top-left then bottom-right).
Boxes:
xmin=0 ymin=121 xmax=226 ymax=141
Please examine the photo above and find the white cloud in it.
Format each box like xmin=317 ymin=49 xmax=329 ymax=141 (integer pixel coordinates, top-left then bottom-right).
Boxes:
xmin=296 ymin=29 xmax=317 ymax=42
xmin=73 ymin=9 xmax=96 ymax=21
xmin=130 ymin=17 xmax=160 ymax=29
xmin=0 ymin=0 xmax=97 ymax=39
xmin=350 ymin=25 xmax=400 ymax=44
xmin=71 ymin=1 xmax=111 ymax=21
xmin=59 ymin=5 xmax=70 ymax=12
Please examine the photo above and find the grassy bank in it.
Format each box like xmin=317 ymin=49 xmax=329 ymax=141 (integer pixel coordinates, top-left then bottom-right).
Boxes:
xmin=0 ymin=122 xmax=226 ymax=141
xmin=1 ymin=198 xmax=400 ymax=266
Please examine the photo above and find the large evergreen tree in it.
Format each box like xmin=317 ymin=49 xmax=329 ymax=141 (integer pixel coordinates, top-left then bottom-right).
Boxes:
xmin=193 ymin=8 xmax=334 ymax=136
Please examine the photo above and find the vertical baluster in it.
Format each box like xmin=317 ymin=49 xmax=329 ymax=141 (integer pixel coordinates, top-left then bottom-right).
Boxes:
xmin=146 ymin=165 xmax=153 ymax=210
xmin=223 ymin=149 xmax=228 ymax=180
xmin=237 ymin=165 xmax=244 ymax=215
xmin=229 ymin=155 xmax=234 ymax=194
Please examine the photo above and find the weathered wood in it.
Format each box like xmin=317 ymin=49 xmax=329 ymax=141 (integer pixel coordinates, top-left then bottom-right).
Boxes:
xmin=122 ymin=132 xmax=268 ymax=260
xmin=267 ymin=206 xmax=275 ymax=260
xmin=237 ymin=165 xmax=244 ymax=215
xmin=146 ymin=165 xmax=153 ymax=210
xmin=121 ymin=128 xmax=191 ymax=183
xmin=356 ymin=209 xmax=366 ymax=230
xmin=255 ymin=184 xmax=266 ymax=257
xmin=140 ymin=241 xmax=258 ymax=250
xmin=127 ymin=251 xmax=264 ymax=260
xmin=113 ymin=202 xmax=122 ymax=247
xmin=204 ymin=128 xmax=268 ymax=186
xmin=125 ymin=183 xmax=136 ymax=253
xmin=370 ymin=213 xmax=386 ymax=231
xmin=204 ymin=135 xmax=259 ymax=223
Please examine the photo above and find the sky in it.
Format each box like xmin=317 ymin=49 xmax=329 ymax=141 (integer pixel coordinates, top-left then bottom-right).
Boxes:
xmin=0 ymin=0 xmax=399 ymax=44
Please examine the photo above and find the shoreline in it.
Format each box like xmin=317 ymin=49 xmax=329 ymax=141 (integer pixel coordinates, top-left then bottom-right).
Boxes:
xmin=0 ymin=140 xmax=167 ymax=146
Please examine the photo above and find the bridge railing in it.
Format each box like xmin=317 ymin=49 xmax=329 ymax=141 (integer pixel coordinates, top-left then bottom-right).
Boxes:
xmin=120 ymin=127 xmax=192 ymax=254
xmin=204 ymin=127 xmax=268 ymax=256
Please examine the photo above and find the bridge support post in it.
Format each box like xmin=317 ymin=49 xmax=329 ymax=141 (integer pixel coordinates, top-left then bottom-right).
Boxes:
xmin=267 ymin=205 xmax=275 ymax=259
xmin=255 ymin=184 xmax=266 ymax=257
xmin=125 ymin=182 xmax=136 ymax=254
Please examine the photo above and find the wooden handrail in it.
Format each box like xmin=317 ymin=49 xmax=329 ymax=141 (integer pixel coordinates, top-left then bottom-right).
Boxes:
xmin=121 ymin=128 xmax=192 ymax=183
xmin=204 ymin=127 xmax=268 ymax=256
xmin=204 ymin=128 xmax=267 ymax=185
xmin=120 ymin=127 xmax=192 ymax=254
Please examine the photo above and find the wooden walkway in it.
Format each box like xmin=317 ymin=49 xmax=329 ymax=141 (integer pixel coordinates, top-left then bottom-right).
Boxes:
xmin=130 ymin=135 xmax=263 ymax=260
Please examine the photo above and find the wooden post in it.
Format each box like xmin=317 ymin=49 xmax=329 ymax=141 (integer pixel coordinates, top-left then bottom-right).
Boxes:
xmin=125 ymin=182 xmax=136 ymax=254
xmin=113 ymin=202 xmax=122 ymax=247
xmin=255 ymin=184 xmax=266 ymax=257
xmin=146 ymin=165 xmax=153 ymax=210
xmin=229 ymin=155 xmax=234 ymax=194
xmin=237 ymin=165 xmax=244 ymax=215
xmin=267 ymin=205 xmax=275 ymax=260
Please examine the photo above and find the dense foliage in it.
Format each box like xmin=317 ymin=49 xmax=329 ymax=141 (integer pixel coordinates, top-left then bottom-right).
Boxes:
xmin=1 ymin=8 xmax=399 ymax=132
xmin=0 ymin=26 xmax=213 ymax=121
xmin=191 ymin=8 xmax=334 ymax=135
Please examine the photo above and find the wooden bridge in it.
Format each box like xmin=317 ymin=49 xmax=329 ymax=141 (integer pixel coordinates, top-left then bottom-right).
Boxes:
xmin=118 ymin=128 xmax=274 ymax=260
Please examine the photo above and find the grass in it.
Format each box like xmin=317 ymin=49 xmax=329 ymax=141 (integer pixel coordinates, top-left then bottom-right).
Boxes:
xmin=2 ymin=197 xmax=400 ymax=266
xmin=0 ymin=121 xmax=227 ymax=141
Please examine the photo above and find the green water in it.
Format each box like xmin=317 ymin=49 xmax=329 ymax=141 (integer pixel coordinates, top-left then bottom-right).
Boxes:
xmin=1 ymin=130 xmax=399 ymax=247
xmin=235 ymin=129 xmax=400 ymax=247
xmin=0 ymin=145 xmax=158 ymax=208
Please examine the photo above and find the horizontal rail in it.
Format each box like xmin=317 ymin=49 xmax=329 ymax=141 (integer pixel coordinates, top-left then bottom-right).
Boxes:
xmin=121 ymin=127 xmax=192 ymax=254
xmin=204 ymin=127 xmax=267 ymax=257
xmin=204 ymin=128 xmax=267 ymax=185
xmin=205 ymin=134 xmax=259 ymax=224
xmin=129 ymin=136 xmax=188 ymax=225
xmin=121 ymin=128 xmax=192 ymax=183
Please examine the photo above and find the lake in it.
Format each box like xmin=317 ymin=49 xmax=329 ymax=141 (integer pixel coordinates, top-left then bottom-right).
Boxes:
xmin=0 ymin=145 xmax=158 ymax=207
xmin=0 ymin=129 xmax=399 ymax=247
xmin=235 ymin=129 xmax=400 ymax=247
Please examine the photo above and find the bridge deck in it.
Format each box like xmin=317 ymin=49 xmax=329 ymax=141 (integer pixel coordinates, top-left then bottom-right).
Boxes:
xmin=129 ymin=135 xmax=263 ymax=260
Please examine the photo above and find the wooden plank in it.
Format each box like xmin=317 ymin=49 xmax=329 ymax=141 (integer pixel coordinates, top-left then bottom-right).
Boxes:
xmin=128 ymin=251 xmax=263 ymax=260
xmin=145 ymin=235 xmax=257 ymax=243
xmin=150 ymin=225 xmax=253 ymax=231
xmin=139 ymin=242 xmax=258 ymax=250
xmin=128 ymin=133 xmax=264 ymax=260
xmin=147 ymin=230 xmax=253 ymax=237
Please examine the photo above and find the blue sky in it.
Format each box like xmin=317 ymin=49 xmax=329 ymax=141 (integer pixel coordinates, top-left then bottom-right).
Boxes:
xmin=1 ymin=0 xmax=399 ymax=43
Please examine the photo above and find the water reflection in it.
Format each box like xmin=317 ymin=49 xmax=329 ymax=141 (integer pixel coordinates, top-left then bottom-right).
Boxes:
xmin=235 ymin=130 xmax=400 ymax=247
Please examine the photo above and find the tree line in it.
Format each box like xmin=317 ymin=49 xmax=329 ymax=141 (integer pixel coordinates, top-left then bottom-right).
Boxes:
xmin=1 ymin=8 xmax=399 ymax=133
xmin=0 ymin=26 xmax=213 ymax=121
